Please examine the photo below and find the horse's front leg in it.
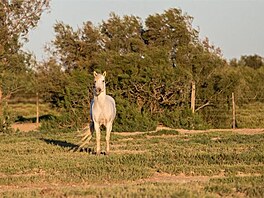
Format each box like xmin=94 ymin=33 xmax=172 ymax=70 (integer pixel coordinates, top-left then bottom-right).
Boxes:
xmin=94 ymin=122 xmax=101 ymax=155
xmin=105 ymin=122 xmax=113 ymax=155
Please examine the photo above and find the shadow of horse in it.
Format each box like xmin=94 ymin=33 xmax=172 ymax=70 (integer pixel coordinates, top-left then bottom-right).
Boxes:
xmin=40 ymin=138 xmax=95 ymax=153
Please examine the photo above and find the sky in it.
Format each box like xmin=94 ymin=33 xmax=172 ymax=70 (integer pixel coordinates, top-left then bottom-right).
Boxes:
xmin=23 ymin=0 xmax=264 ymax=61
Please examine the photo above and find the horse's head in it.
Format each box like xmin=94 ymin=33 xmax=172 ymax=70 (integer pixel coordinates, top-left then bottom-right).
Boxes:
xmin=93 ymin=71 xmax=106 ymax=96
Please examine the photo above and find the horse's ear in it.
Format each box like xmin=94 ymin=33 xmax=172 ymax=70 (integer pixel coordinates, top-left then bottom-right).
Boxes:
xmin=103 ymin=71 xmax=107 ymax=77
xmin=93 ymin=71 xmax=97 ymax=77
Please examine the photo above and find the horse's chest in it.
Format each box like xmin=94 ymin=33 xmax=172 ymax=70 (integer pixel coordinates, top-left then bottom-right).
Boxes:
xmin=97 ymin=112 xmax=108 ymax=125
xmin=92 ymin=105 xmax=109 ymax=125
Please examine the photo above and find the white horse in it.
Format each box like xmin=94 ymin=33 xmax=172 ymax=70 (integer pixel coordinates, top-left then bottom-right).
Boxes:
xmin=78 ymin=71 xmax=116 ymax=155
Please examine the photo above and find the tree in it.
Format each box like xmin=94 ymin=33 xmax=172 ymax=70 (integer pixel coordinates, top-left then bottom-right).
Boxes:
xmin=51 ymin=21 xmax=103 ymax=72
xmin=240 ymin=54 xmax=264 ymax=69
xmin=0 ymin=0 xmax=50 ymax=97
xmin=101 ymin=13 xmax=144 ymax=54
xmin=0 ymin=0 xmax=50 ymax=132
xmin=43 ymin=8 xmax=211 ymax=131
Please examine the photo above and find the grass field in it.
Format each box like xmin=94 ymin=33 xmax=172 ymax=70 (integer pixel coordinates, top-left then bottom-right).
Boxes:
xmin=0 ymin=129 xmax=263 ymax=197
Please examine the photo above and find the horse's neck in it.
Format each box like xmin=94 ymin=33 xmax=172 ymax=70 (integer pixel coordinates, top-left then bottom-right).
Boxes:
xmin=94 ymin=91 xmax=106 ymax=106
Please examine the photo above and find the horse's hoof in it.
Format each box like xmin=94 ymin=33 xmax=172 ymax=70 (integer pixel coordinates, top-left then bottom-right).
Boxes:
xmin=101 ymin=151 xmax=109 ymax=155
xmin=70 ymin=147 xmax=79 ymax=152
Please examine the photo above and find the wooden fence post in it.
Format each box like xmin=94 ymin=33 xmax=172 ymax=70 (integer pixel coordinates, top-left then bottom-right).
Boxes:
xmin=0 ymin=88 xmax=2 ymax=118
xmin=191 ymin=81 xmax=196 ymax=113
xmin=232 ymin=92 xmax=236 ymax=129
xmin=36 ymin=92 xmax=39 ymax=125
xmin=0 ymin=88 xmax=2 ymax=102
xmin=0 ymin=88 xmax=3 ymax=116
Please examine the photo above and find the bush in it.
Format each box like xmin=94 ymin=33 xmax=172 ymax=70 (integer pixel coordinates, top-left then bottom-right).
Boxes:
xmin=113 ymin=98 xmax=157 ymax=132
xmin=158 ymin=108 xmax=209 ymax=130
xmin=40 ymin=109 xmax=88 ymax=133
xmin=0 ymin=104 xmax=15 ymax=133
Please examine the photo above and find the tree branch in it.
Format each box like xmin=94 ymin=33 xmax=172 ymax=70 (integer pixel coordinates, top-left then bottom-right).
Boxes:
xmin=195 ymin=101 xmax=215 ymax=112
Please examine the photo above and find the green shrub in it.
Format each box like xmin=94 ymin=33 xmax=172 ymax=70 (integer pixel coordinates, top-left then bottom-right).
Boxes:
xmin=0 ymin=104 xmax=15 ymax=133
xmin=158 ymin=108 xmax=209 ymax=129
xmin=113 ymin=98 xmax=157 ymax=132
xmin=40 ymin=109 xmax=87 ymax=133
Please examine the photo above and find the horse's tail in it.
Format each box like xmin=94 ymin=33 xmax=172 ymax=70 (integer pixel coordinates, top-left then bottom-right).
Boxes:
xmin=76 ymin=122 xmax=94 ymax=149
xmin=89 ymin=121 xmax=94 ymax=136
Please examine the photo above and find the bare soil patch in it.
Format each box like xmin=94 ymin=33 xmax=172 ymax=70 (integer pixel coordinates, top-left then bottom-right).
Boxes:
xmin=156 ymin=125 xmax=264 ymax=135
xmin=11 ymin=123 xmax=39 ymax=132
xmin=142 ymin=172 xmax=217 ymax=184
xmin=111 ymin=150 xmax=146 ymax=154
xmin=141 ymin=171 xmax=261 ymax=185
xmin=114 ymin=126 xmax=264 ymax=136
xmin=176 ymin=128 xmax=264 ymax=135
xmin=12 ymin=122 xmax=264 ymax=135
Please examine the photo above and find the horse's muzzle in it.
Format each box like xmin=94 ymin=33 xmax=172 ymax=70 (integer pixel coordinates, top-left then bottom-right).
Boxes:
xmin=95 ymin=88 xmax=102 ymax=95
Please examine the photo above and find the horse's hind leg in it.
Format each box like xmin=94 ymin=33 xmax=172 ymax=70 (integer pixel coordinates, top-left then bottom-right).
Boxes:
xmin=105 ymin=122 xmax=113 ymax=154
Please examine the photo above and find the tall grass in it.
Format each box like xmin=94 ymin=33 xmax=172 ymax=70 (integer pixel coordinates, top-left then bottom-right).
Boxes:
xmin=236 ymin=102 xmax=264 ymax=128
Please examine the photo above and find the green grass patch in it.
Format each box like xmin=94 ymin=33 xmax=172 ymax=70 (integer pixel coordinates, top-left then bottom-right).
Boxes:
xmin=206 ymin=175 xmax=264 ymax=197
xmin=0 ymin=130 xmax=263 ymax=197
xmin=148 ymin=129 xmax=179 ymax=136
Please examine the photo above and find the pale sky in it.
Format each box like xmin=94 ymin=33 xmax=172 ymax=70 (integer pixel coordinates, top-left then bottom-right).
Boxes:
xmin=24 ymin=0 xmax=264 ymax=61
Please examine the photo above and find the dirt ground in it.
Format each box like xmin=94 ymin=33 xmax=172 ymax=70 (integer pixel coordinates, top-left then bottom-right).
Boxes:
xmin=116 ymin=125 xmax=264 ymax=136
xmin=11 ymin=123 xmax=264 ymax=135
xmin=11 ymin=123 xmax=40 ymax=132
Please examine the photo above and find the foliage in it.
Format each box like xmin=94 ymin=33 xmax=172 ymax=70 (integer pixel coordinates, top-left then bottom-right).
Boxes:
xmin=0 ymin=0 xmax=50 ymax=94
xmin=41 ymin=8 xmax=231 ymax=131
xmin=114 ymin=98 xmax=157 ymax=132
xmin=157 ymin=108 xmax=209 ymax=129
xmin=0 ymin=102 xmax=15 ymax=133
xmin=38 ymin=8 xmax=264 ymax=131
xmin=0 ymin=0 xmax=50 ymax=130
xmin=240 ymin=54 xmax=264 ymax=69
xmin=2 ymin=5 xmax=264 ymax=130
xmin=36 ymin=63 xmax=92 ymax=131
